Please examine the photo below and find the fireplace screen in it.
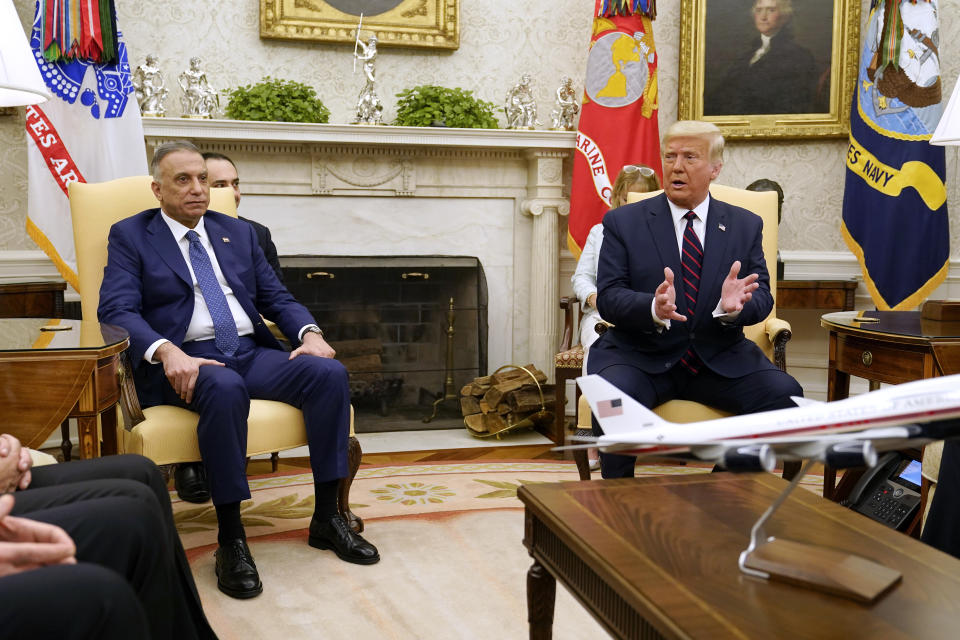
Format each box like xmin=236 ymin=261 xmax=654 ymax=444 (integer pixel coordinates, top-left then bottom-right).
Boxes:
xmin=281 ymin=256 xmax=487 ymax=431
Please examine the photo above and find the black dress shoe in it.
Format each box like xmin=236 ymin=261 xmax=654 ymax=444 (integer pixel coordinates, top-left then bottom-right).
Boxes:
xmin=215 ymin=539 xmax=263 ymax=599
xmin=309 ymin=514 xmax=380 ymax=565
xmin=175 ymin=462 xmax=211 ymax=503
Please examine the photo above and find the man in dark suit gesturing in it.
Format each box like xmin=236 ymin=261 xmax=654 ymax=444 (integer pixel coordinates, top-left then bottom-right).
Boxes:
xmin=587 ymin=121 xmax=802 ymax=478
xmin=99 ymin=141 xmax=379 ymax=600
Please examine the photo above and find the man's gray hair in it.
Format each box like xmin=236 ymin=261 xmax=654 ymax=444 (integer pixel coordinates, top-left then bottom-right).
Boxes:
xmin=150 ymin=140 xmax=202 ymax=181
xmin=662 ymin=120 xmax=725 ymax=164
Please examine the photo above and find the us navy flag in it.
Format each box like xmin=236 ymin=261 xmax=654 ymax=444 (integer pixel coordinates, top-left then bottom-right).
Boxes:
xmin=842 ymin=0 xmax=948 ymax=310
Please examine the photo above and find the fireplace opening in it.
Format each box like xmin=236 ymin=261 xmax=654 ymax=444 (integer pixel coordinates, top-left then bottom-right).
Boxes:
xmin=281 ymin=256 xmax=488 ymax=432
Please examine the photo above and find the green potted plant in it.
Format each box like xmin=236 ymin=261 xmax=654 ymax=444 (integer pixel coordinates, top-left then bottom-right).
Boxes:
xmin=393 ymin=85 xmax=499 ymax=129
xmin=225 ymin=77 xmax=330 ymax=123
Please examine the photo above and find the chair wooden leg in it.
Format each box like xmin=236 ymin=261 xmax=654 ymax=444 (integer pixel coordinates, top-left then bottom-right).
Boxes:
xmin=339 ymin=435 xmax=364 ymax=533
xmin=573 ymin=448 xmax=592 ymax=481
xmin=572 ymin=427 xmax=593 ymax=480
xmin=270 ymin=452 xmax=279 ymax=472
xmin=781 ymin=460 xmax=802 ymax=481
xmin=60 ymin=419 xmax=71 ymax=461
xmin=157 ymin=464 xmax=174 ymax=485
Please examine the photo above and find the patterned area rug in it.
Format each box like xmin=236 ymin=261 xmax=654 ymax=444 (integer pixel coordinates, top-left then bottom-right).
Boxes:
xmin=173 ymin=462 xmax=826 ymax=639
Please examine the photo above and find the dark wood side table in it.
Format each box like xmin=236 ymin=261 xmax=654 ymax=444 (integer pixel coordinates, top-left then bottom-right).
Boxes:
xmin=520 ymin=473 xmax=960 ymax=639
xmin=0 ymin=319 xmax=129 ymax=459
xmin=777 ymin=279 xmax=857 ymax=310
xmin=820 ymin=310 xmax=960 ymax=531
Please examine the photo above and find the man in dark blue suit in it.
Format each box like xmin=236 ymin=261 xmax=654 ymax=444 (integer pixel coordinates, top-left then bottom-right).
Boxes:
xmin=98 ymin=141 xmax=379 ymax=600
xmin=169 ymin=152 xmax=287 ymax=505
xmin=587 ymin=121 xmax=802 ymax=478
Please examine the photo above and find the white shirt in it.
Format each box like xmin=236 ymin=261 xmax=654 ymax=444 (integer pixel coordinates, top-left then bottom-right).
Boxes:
xmin=654 ymin=195 xmax=739 ymax=329
xmin=666 ymin=195 xmax=710 ymax=254
xmin=749 ymin=33 xmax=773 ymax=65
xmin=144 ymin=212 xmax=257 ymax=362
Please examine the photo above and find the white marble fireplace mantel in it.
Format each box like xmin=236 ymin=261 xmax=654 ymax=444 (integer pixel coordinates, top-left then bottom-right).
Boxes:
xmin=142 ymin=118 xmax=576 ymax=378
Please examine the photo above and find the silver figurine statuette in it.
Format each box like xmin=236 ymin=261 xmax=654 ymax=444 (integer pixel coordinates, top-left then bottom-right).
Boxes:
xmin=550 ymin=76 xmax=579 ymax=131
xmin=505 ymin=74 xmax=540 ymax=130
xmin=353 ymin=34 xmax=383 ymax=125
xmin=178 ymin=57 xmax=219 ymax=119
xmin=133 ymin=54 xmax=168 ymax=117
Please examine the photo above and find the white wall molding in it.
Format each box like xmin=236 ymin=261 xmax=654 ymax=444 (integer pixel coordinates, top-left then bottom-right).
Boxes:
xmin=142 ymin=118 xmax=577 ymax=152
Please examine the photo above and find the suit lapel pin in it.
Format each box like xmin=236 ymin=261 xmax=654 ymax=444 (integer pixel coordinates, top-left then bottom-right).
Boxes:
xmin=718 ymin=224 xmax=726 ymax=232
xmin=222 ymin=237 xmax=230 ymax=243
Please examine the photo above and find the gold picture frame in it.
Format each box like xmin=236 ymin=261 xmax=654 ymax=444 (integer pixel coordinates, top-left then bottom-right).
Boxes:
xmin=678 ymin=0 xmax=860 ymax=140
xmin=260 ymin=0 xmax=459 ymax=50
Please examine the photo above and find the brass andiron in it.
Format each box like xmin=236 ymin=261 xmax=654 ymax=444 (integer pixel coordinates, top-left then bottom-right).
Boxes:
xmin=423 ymin=298 xmax=458 ymax=422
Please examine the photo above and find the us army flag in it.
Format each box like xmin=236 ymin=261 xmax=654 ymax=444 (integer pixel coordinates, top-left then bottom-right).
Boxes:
xmin=25 ymin=7 xmax=146 ymax=290
xmin=568 ymin=0 xmax=661 ymax=258
xmin=841 ymin=0 xmax=948 ymax=310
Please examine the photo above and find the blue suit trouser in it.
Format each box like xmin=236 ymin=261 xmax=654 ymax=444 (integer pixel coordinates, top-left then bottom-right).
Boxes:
xmin=163 ymin=336 xmax=350 ymax=505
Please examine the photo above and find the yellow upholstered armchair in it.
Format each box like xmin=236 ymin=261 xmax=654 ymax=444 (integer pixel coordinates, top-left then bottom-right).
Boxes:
xmin=68 ymin=176 xmax=363 ymax=531
xmin=573 ymin=184 xmax=793 ymax=479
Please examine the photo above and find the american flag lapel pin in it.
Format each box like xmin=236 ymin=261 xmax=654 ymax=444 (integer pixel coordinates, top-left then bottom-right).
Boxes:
xmin=718 ymin=224 xmax=726 ymax=232
xmin=222 ymin=237 xmax=230 ymax=243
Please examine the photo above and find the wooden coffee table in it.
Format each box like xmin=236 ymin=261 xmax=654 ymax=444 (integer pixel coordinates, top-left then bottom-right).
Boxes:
xmin=519 ymin=473 xmax=960 ymax=639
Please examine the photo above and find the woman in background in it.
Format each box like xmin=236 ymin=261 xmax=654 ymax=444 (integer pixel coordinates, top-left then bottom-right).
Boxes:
xmin=571 ymin=164 xmax=661 ymax=470
xmin=572 ymin=164 xmax=661 ymax=364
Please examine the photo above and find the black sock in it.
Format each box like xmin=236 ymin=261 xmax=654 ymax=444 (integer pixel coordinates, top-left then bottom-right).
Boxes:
xmin=313 ymin=479 xmax=340 ymax=519
xmin=215 ymin=502 xmax=245 ymax=545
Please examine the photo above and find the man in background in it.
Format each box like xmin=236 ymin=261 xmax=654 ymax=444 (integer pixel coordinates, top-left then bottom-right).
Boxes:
xmin=204 ymin=152 xmax=284 ymax=282
xmin=0 ymin=434 xmax=216 ymax=639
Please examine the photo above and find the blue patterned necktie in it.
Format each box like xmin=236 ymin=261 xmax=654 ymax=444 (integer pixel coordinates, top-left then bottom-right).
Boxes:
xmin=185 ymin=230 xmax=239 ymax=356
xmin=679 ymin=211 xmax=702 ymax=374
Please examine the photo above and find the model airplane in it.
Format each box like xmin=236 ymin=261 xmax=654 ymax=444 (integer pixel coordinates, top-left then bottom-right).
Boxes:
xmin=566 ymin=373 xmax=960 ymax=472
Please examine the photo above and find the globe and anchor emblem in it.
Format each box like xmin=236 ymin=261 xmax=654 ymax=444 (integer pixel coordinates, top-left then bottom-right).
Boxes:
xmin=584 ymin=31 xmax=650 ymax=109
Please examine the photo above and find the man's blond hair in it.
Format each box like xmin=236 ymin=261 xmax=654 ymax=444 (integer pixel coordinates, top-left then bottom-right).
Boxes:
xmin=662 ymin=120 xmax=724 ymax=164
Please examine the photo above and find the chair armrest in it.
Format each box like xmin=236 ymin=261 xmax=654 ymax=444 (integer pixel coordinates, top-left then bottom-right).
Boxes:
xmin=763 ymin=316 xmax=793 ymax=372
xmin=559 ymin=296 xmax=576 ymax=351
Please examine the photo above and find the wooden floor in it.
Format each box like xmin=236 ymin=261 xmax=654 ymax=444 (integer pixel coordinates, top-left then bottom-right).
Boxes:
xmin=246 ymin=442 xmax=564 ymax=475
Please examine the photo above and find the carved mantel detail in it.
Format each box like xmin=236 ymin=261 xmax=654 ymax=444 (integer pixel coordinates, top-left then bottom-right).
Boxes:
xmin=521 ymin=198 xmax=571 ymax=217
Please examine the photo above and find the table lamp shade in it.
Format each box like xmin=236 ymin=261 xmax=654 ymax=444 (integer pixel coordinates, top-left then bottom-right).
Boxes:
xmin=0 ymin=0 xmax=51 ymax=107
xmin=932 ymin=77 xmax=960 ymax=146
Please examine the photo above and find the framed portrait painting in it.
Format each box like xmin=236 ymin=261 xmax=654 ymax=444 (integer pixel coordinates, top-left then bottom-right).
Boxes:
xmin=260 ymin=0 xmax=459 ymax=50
xmin=679 ymin=0 xmax=860 ymax=139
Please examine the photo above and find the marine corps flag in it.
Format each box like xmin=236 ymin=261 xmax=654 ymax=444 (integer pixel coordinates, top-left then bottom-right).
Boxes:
xmin=841 ymin=0 xmax=948 ymax=310
xmin=568 ymin=0 xmax=661 ymax=258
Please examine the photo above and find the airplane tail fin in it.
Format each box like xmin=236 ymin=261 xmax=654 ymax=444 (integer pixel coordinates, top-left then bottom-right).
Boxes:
xmin=576 ymin=374 xmax=669 ymax=436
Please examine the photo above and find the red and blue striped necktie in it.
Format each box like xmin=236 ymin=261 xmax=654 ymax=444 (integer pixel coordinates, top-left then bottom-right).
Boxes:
xmin=680 ymin=211 xmax=702 ymax=374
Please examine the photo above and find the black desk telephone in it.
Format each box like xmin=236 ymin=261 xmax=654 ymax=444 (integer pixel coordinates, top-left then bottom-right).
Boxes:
xmin=842 ymin=452 xmax=922 ymax=531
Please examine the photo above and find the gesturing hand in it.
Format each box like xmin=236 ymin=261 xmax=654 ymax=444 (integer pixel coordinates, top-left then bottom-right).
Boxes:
xmin=654 ymin=267 xmax=687 ymax=322
xmin=0 ymin=494 xmax=76 ymax=578
xmin=720 ymin=260 xmax=760 ymax=314
xmin=156 ymin=343 xmax=225 ymax=404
